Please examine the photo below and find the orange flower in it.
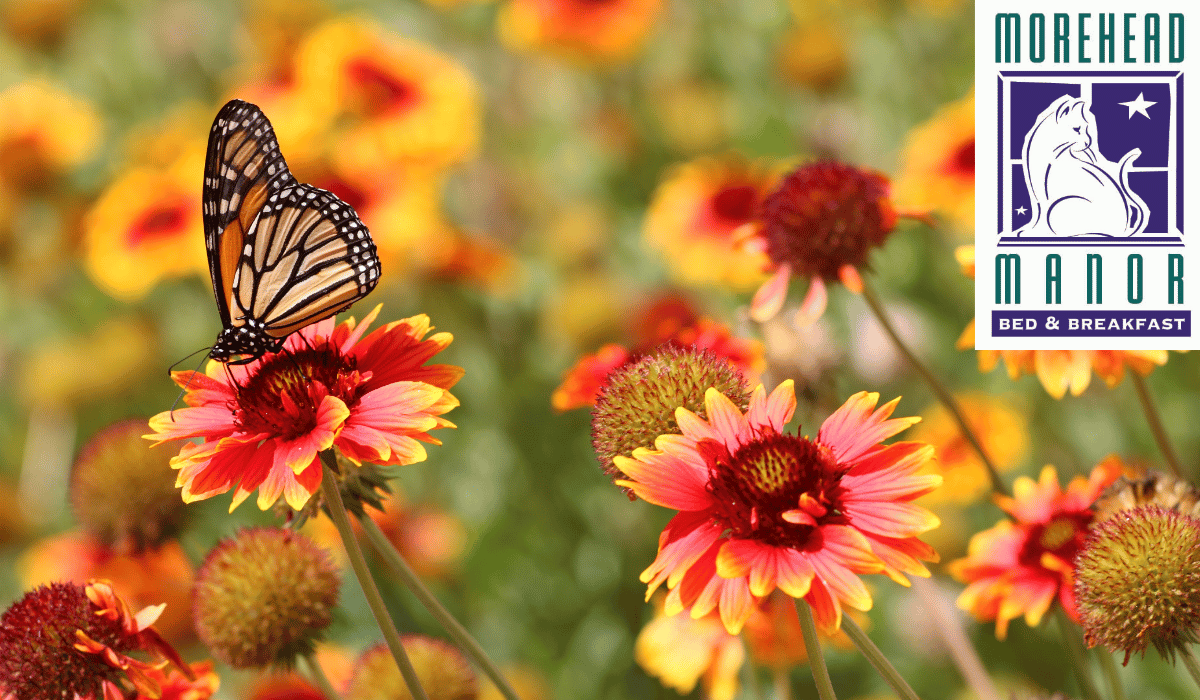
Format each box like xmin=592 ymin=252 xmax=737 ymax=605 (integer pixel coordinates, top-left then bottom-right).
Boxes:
xmin=19 ymin=533 xmax=196 ymax=644
xmin=364 ymin=490 xmax=468 ymax=580
xmin=644 ymin=156 xmax=777 ymax=291
xmin=955 ymin=246 xmax=1170 ymax=397
xmin=619 ymin=381 xmax=940 ymax=632
xmin=949 ymin=460 xmax=1122 ymax=638
xmin=294 ymin=17 xmax=480 ymax=171
xmin=893 ymin=90 xmax=975 ymax=236
xmin=146 ymin=307 xmax=462 ymax=511
xmin=497 ymin=0 xmax=663 ymax=64
xmin=911 ymin=393 xmax=1029 ymax=504
xmin=552 ymin=312 xmax=764 ymax=412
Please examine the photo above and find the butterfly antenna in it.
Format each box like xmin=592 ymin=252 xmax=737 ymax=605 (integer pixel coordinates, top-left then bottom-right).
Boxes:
xmin=167 ymin=347 xmax=214 ymax=421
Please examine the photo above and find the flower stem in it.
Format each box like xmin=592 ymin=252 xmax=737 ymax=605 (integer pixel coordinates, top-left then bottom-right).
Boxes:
xmin=859 ymin=280 xmax=1009 ymax=498
xmin=358 ymin=515 xmax=523 ymax=700
xmin=794 ymin=599 xmax=837 ymax=700
xmin=1094 ymin=647 xmax=1127 ymax=700
xmin=1181 ymin=646 xmax=1200 ymax=692
xmin=910 ymin=578 xmax=1000 ymax=700
xmin=320 ymin=455 xmax=429 ymax=700
xmin=1129 ymin=371 xmax=1185 ymax=478
xmin=840 ymin=613 xmax=921 ymax=700
xmin=300 ymin=651 xmax=341 ymax=700
xmin=1054 ymin=606 xmax=1102 ymax=700
xmin=772 ymin=667 xmax=791 ymax=700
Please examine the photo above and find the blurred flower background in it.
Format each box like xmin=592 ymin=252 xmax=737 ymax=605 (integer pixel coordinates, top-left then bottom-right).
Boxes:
xmin=0 ymin=0 xmax=1197 ymax=698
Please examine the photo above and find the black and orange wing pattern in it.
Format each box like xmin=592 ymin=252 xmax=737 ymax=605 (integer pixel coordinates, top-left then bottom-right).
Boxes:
xmin=202 ymin=99 xmax=380 ymax=362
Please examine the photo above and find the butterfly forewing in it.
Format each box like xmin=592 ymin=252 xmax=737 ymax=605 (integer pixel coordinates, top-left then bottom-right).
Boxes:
xmin=203 ymin=99 xmax=380 ymax=362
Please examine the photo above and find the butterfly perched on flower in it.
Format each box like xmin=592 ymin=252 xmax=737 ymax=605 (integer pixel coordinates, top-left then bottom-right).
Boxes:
xmin=202 ymin=99 xmax=380 ymax=364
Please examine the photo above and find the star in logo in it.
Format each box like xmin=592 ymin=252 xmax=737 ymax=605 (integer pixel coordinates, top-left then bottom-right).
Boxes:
xmin=1015 ymin=206 xmax=1028 ymax=216
xmin=1119 ymin=92 xmax=1156 ymax=119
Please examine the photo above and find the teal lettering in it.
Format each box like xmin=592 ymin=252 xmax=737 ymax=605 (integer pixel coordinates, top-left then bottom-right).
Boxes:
xmin=1124 ymin=13 xmax=1137 ymax=62
xmin=1127 ymin=254 xmax=1143 ymax=304
xmin=1169 ymin=254 xmax=1184 ymax=303
xmin=1079 ymin=13 xmax=1092 ymax=63
xmin=1087 ymin=254 xmax=1102 ymax=304
xmin=1056 ymin=14 xmax=1071 ymax=62
xmin=1031 ymin=14 xmax=1046 ymax=62
xmin=996 ymin=14 xmax=1021 ymax=62
xmin=1170 ymin=14 xmax=1184 ymax=62
xmin=1099 ymin=13 xmax=1115 ymax=62
xmin=996 ymin=254 xmax=1021 ymax=304
xmin=1146 ymin=14 xmax=1160 ymax=63
xmin=1046 ymin=254 xmax=1061 ymax=303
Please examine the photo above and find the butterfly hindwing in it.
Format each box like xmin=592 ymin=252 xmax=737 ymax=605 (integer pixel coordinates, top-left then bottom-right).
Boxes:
xmin=203 ymin=99 xmax=380 ymax=362
xmin=202 ymin=99 xmax=295 ymax=329
xmin=231 ymin=183 xmax=380 ymax=340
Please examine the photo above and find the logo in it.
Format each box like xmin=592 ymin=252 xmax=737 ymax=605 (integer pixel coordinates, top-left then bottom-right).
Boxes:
xmin=976 ymin=2 xmax=1196 ymax=349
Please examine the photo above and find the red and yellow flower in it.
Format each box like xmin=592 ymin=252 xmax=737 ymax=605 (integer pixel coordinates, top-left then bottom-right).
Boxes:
xmin=82 ymin=156 xmax=207 ymax=301
xmin=617 ymin=381 xmax=941 ymax=633
xmin=955 ymin=246 xmax=1170 ymax=397
xmin=146 ymin=307 xmax=462 ymax=511
xmin=893 ymin=90 xmax=976 ymax=236
xmin=0 ymin=79 xmax=101 ymax=192
xmin=294 ymin=17 xmax=480 ymax=171
xmin=644 ymin=156 xmax=777 ymax=291
xmin=949 ymin=459 xmax=1122 ymax=638
xmin=497 ymin=0 xmax=663 ymax=64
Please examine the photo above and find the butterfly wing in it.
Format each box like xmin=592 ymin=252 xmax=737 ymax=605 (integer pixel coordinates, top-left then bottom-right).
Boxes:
xmin=202 ymin=99 xmax=295 ymax=331
xmin=230 ymin=183 xmax=380 ymax=342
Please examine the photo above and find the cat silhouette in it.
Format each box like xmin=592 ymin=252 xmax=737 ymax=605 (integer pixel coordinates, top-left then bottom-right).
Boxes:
xmin=1016 ymin=96 xmax=1148 ymax=237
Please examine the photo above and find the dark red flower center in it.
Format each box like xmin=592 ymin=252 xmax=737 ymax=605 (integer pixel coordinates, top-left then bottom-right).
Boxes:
xmin=946 ymin=138 xmax=975 ymax=177
xmin=127 ymin=199 xmax=189 ymax=247
xmin=710 ymin=184 xmax=759 ymax=226
xmin=704 ymin=432 xmax=846 ymax=549
xmin=232 ymin=344 xmax=368 ymax=440
xmin=758 ymin=161 xmax=898 ymax=280
xmin=0 ymin=583 xmax=132 ymax=699
xmin=1020 ymin=512 xmax=1093 ymax=569
xmin=346 ymin=58 xmax=421 ymax=117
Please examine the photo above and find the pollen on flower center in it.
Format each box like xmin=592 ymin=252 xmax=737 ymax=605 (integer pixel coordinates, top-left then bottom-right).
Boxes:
xmin=705 ymin=433 xmax=845 ymax=548
xmin=233 ymin=345 xmax=367 ymax=439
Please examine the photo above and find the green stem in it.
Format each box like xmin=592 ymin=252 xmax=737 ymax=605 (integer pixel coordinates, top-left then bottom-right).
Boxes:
xmin=1181 ymin=646 xmax=1200 ymax=692
xmin=859 ymin=280 xmax=1009 ymax=498
xmin=359 ymin=516 xmax=523 ymax=700
xmin=300 ymin=652 xmax=341 ymax=700
xmin=1054 ymin=606 xmax=1102 ymax=700
xmin=910 ymin=578 xmax=1000 ymax=700
xmin=794 ymin=599 xmax=836 ymax=700
xmin=1129 ymin=371 xmax=1185 ymax=478
xmin=320 ymin=455 xmax=429 ymax=700
xmin=772 ymin=667 xmax=791 ymax=700
xmin=841 ymin=614 xmax=921 ymax=700
xmin=740 ymin=639 xmax=761 ymax=700
xmin=1094 ymin=647 xmax=1127 ymax=700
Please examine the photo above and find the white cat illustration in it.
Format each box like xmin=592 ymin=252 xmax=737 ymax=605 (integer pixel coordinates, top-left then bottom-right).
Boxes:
xmin=1015 ymin=96 xmax=1149 ymax=237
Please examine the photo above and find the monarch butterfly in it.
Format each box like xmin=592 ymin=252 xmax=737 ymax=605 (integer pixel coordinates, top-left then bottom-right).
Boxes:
xmin=203 ymin=99 xmax=380 ymax=364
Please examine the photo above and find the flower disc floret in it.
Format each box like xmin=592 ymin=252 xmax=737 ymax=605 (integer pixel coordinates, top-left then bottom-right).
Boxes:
xmin=591 ymin=344 xmax=750 ymax=489
xmin=759 ymin=161 xmax=896 ymax=281
xmin=1075 ymin=505 xmax=1200 ymax=663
